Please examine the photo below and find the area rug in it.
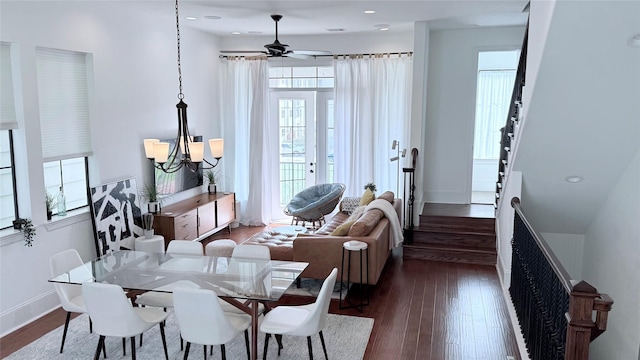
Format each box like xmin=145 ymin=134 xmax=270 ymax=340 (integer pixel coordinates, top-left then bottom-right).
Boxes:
xmin=284 ymin=278 xmax=351 ymax=300
xmin=6 ymin=312 xmax=373 ymax=360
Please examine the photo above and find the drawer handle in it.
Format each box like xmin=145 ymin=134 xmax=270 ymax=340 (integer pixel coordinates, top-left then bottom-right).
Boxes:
xmin=182 ymin=224 xmax=190 ymax=228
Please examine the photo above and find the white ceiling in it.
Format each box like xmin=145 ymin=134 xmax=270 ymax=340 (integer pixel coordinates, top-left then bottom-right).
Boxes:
xmin=132 ymin=0 xmax=529 ymax=37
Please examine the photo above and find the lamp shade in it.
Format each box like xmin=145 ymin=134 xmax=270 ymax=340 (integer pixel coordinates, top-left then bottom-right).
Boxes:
xmin=190 ymin=142 xmax=204 ymax=162
xmin=154 ymin=142 xmax=170 ymax=163
xmin=143 ymin=139 xmax=160 ymax=158
xmin=209 ymin=138 xmax=224 ymax=159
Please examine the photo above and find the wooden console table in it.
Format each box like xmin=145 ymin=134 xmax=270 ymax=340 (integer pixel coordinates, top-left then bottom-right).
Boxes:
xmin=153 ymin=192 xmax=235 ymax=248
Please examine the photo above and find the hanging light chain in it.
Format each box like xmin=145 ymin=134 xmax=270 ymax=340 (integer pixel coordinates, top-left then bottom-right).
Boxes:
xmin=175 ymin=0 xmax=183 ymax=99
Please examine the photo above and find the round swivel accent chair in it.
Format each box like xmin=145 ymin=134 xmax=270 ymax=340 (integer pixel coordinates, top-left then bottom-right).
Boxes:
xmin=284 ymin=183 xmax=345 ymax=229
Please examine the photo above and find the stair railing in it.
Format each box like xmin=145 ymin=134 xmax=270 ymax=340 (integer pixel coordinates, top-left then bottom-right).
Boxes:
xmin=496 ymin=21 xmax=529 ymax=207
xmin=509 ymin=197 xmax=613 ymax=360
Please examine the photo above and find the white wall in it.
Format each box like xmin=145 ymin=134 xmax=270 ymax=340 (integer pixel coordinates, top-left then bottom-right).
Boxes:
xmin=0 ymin=1 xmax=221 ymax=336
xmin=422 ymin=26 xmax=525 ymax=204
xmin=540 ymin=232 xmax=584 ymax=280
xmin=582 ymin=147 xmax=640 ymax=360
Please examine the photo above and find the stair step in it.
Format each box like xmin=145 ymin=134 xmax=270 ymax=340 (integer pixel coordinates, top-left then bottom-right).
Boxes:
xmin=419 ymin=216 xmax=495 ymax=235
xmin=412 ymin=230 xmax=496 ymax=250
xmin=402 ymin=245 xmax=496 ymax=266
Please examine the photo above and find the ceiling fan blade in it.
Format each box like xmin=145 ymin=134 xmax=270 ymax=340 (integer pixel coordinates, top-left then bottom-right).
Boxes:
xmin=285 ymin=53 xmax=313 ymax=60
xmin=291 ymin=50 xmax=333 ymax=56
xmin=220 ymin=50 xmax=267 ymax=54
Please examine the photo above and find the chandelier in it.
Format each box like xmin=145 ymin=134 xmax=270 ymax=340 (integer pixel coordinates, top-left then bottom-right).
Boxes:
xmin=143 ymin=0 xmax=223 ymax=174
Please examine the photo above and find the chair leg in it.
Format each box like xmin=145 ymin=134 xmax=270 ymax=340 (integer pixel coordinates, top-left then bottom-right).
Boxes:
xmin=183 ymin=342 xmax=191 ymax=360
xmin=210 ymin=344 xmax=213 ymax=355
xmin=181 ymin=335 xmax=184 ymax=350
xmin=93 ymin=335 xmax=105 ymax=360
xmin=263 ymin=333 xmax=270 ymax=360
xmin=89 ymin=317 xmax=93 ymax=333
xmin=140 ymin=333 xmax=143 ymax=346
xmin=244 ymin=330 xmax=250 ymax=360
xmin=203 ymin=344 xmax=208 ymax=360
xmin=60 ymin=311 xmax=71 ymax=353
xmin=275 ymin=334 xmax=283 ymax=356
xmin=102 ymin=338 xmax=106 ymax=358
xmin=319 ymin=331 xmax=328 ymax=360
xmin=221 ymin=344 xmax=226 ymax=360
xmin=307 ymin=336 xmax=314 ymax=360
xmin=159 ymin=322 xmax=169 ymax=360
xmin=123 ymin=337 xmax=127 ymax=355
xmin=131 ymin=336 xmax=137 ymax=360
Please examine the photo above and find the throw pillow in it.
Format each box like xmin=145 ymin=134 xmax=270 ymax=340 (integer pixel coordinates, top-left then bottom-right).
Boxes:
xmin=331 ymin=220 xmax=356 ymax=236
xmin=340 ymin=196 xmax=361 ymax=214
xmin=348 ymin=209 xmax=384 ymax=236
xmin=359 ymin=189 xmax=375 ymax=206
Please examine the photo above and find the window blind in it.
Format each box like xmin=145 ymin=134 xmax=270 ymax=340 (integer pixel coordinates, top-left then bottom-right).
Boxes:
xmin=0 ymin=43 xmax=18 ymax=130
xmin=37 ymin=47 xmax=93 ymax=161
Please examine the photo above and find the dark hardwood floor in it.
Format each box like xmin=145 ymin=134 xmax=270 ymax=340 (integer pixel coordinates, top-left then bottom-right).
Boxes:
xmin=0 ymin=224 xmax=522 ymax=360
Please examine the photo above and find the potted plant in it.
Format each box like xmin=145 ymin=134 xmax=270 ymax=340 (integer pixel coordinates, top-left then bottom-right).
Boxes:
xmin=142 ymin=213 xmax=155 ymax=238
xmin=45 ymin=191 xmax=56 ymax=220
xmin=13 ymin=218 xmax=36 ymax=247
xmin=204 ymin=169 xmax=219 ymax=194
xmin=364 ymin=182 xmax=377 ymax=193
xmin=141 ymin=182 xmax=162 ymax=214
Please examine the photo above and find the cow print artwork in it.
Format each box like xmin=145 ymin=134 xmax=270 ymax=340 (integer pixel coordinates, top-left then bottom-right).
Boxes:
xmin=90 ymin=178 xmax=143 ymax=256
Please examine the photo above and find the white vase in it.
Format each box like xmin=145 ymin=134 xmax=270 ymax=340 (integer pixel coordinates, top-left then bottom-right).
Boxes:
xmin=144 ymin=229 xmax=155 ymax=239
xmin=147 ymin=202 xmax=161 ymax=214
xmin=208 ymin=183 xmax=217 ymax=194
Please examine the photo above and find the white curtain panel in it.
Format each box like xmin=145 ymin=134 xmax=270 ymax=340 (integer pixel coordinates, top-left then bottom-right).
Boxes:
xmin=220 ymin=58 xmax=275 ymax=226
xmin=473 ymin=70 xmax=516 ymax=159
xmin=333 ymin=55 xmax=413 ymax=197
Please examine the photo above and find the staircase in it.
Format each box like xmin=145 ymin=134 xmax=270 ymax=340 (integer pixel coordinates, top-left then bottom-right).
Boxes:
xmin=403 ymin=203 xmax=497 ymax=265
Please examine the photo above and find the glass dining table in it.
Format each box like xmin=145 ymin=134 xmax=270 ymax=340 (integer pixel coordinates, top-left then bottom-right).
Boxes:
xmin=48 ymin=250 xmax=309 ymax=360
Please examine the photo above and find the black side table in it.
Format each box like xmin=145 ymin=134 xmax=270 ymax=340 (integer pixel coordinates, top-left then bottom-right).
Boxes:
xmin=339 ymin=240 xmax=370 ymax=312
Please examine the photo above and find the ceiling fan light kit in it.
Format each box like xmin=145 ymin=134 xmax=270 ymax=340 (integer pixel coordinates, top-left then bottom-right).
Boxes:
xmin=220 ymin=14 xmax=331 ymax=59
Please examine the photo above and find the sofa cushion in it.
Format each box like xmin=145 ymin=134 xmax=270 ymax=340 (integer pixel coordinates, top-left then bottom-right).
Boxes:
xmin=348 ymin=209 xmax=384 ymax=236
xmin=359 ymin=189 xmax=375 ymax=206
xmin=330 ymin=220 xmax=356 ymax=236
xmin=377 ymin=191 xmax=394 ymax=203
xmin=315 ymin=212 xmax=349 ymax=235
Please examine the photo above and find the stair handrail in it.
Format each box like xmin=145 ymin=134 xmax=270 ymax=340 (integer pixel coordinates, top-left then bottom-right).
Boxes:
xmin=510 ymin=197 xmax=613 ymax=360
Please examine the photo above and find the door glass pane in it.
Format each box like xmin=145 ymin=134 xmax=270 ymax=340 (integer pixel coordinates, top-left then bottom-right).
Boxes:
xmin=326 ymin=99 xmax=335 ymax=183
xmin=279 ymin=98 xmax=307 ymax=207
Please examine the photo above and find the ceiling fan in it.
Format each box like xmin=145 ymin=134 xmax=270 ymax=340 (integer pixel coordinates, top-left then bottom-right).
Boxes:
xmin=220 ymin=14 xmax=332 ymax=59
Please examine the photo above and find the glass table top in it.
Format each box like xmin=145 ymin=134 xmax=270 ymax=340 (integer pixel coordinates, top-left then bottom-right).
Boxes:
xmin=49 ymin=250 xmax=308 ymax=302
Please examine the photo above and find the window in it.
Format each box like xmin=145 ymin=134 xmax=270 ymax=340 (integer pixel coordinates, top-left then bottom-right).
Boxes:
xmin=269 ymin=66 xmax=334 ymax=88
xmin=44 ymin=158 xmax=89 ymax=214
xmin=0 ymin=130 xmax=18 ymax=229
xmin=1 ymin=43 xmax=18 ymax=229
xmin=37 ymin=47 xmax=93 ymax=213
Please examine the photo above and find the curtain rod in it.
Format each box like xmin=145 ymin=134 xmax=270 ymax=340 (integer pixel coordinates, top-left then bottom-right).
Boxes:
xmin=219 ymin=51 xmax=413 ymax=59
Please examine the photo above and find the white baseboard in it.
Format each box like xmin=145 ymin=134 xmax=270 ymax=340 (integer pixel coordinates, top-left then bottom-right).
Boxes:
xmin=496 ymin=263 xmax=530 ymax=360
xmin=0 ymin=290 xmax=60 ymax=337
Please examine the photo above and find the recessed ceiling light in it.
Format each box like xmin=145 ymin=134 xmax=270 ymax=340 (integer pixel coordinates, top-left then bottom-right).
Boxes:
xmin=628 ymin=33 xmax=640 ymax=47
xmin=378 ymin=27 xmax=390 ymax=31
xmin=231 ymin=32 xmax=241 ymax=35
xmin=364 ymin=10 xmax=376 ymax=14
xmin=185 ymin=16 xmax=197 ymax=20
xmin=565 ymin=176 xmax=584 ymax=183
xmin=204 ymin=15 xmax=221 ymax=20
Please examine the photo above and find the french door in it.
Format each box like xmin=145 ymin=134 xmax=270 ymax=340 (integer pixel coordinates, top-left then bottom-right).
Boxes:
xmin=270 ymin=90 xmax=334 ymax=215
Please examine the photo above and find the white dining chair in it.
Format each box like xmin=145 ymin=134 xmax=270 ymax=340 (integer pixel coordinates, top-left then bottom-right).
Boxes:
xmin=204 ymin=239 xmax=236 ymax=257
xmin=259 ymin=268 xmax=338 ymax=360
xmin=174 ymin=287 xmax=251 ymax=360
xmin=49 ymin=249 xmax=92 ymax=353
xmin=83 ymin=282 xmax=169 ymax=360
xmin=218 ymin=244 xmax=270 ymax=315
xmin=135 ymin=239 xmax=203 ymax=308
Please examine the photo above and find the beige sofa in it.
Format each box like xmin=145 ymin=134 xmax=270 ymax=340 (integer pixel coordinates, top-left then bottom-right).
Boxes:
xmin=291 ymin=192 xmax=402 ymax=285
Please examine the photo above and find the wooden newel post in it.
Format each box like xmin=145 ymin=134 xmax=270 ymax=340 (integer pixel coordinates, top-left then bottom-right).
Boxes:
xmin=564 ymin=280 xmax=599 ymax=360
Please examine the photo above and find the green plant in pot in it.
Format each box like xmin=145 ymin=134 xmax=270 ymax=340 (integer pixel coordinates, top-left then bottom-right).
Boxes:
xmin=364 ymin=182 xmax=377 ymax=193
xmin=141 ymin=183 xmax=162 ymax=214
xmin=45 ymin=191 xmax=56 ymax=220
xmin=13 ymin=218 xmax=36 ymax=247
xmin=204 ymin=169 xmax=218 ymax=194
